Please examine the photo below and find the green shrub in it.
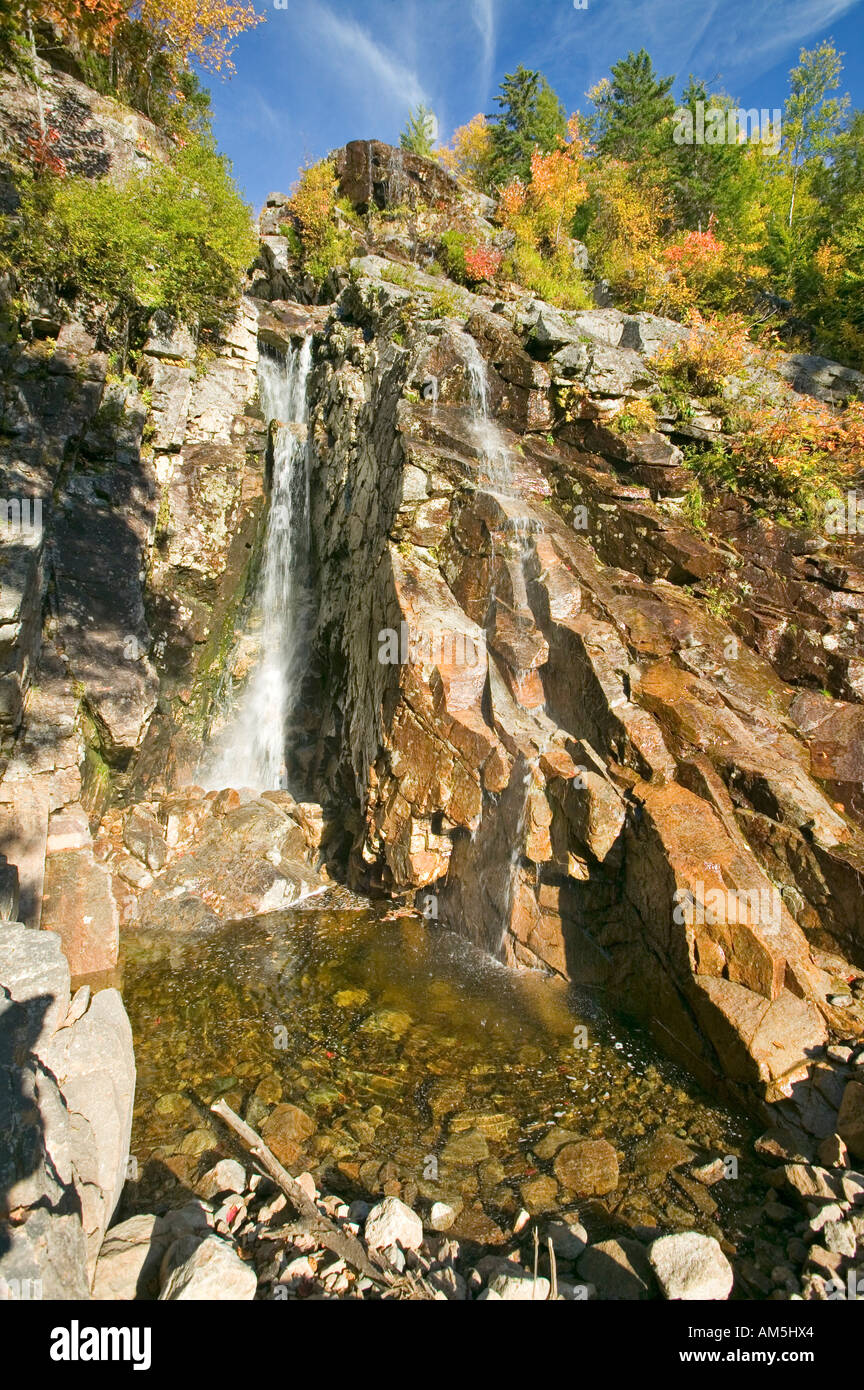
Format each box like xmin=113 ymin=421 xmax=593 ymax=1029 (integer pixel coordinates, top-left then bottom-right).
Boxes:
xmin=437 ymin=229 xmax=470 ymax=282
xmin=285 ymin=159 xmax=355 ymax=283
xmin=504 ymin=237 xmax=590 ymax=309
xmin=13 ymin=136 xmax=256 ymax=337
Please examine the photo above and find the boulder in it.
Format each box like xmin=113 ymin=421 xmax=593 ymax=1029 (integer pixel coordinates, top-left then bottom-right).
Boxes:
xmin=91 ymin=1214 xmax=173 ymax=1300
xmin=158 ymin=1235 xmax=257 ymax=1300
xmin=648 ymin=1232 xmax=734 ymax=1301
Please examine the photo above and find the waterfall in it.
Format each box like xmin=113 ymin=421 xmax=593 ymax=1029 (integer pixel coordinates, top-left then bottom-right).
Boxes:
xmin=202 ymin=338 xmax=313 ymax=792
xmin=456 ymin=329 xmax=513 ymax=490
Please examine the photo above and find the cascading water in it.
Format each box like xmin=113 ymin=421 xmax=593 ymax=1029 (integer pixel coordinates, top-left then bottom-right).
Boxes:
xmin=203 ymin=337 xmax=313 ymax=791
xmin=457 ymin=329 xmax=513 ymax=490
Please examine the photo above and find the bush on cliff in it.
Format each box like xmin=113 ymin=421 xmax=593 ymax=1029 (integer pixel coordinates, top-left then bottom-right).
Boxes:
xmin=11 ymin=134 xmax=257 ymax=338
xmin=284 ymin=159 xmax=355 ymax=283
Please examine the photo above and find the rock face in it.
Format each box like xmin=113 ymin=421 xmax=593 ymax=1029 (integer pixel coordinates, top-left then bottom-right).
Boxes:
xmin=0 ymin=924 xmax=135 ymax=1297
xmin=245 ymin=217 xmax=864 ymax=1111
xmin=0 ymin=267 xmax=266 ymax=967
xmin=0 ymin=59 xmax=170 ymax=186
xmin=5 ymin=116 xmax=864 ymax=1298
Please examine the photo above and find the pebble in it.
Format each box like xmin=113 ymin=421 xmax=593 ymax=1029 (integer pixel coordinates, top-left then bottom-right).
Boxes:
xmin=429 ymin=1202 xmax=457 ymax=1232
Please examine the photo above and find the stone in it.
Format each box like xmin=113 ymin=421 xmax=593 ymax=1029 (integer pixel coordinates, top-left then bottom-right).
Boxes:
xmin=633 ymin=1130 xmax=696 ymax=1180
xmin=519 ymin=1175 xmax=559 ymax=1213
xmin=487 ymin=1270 xmax=551 ymax=1301
xmin=159 ymin=1235 xmax=257 ymax=1300
xmin=532 ymin=1126 xmax=584 ymax=1160
xmin=441 ymin=1129 xmax=489 ymax=1166
xmin=817 ymin=1134 xmax=849 ymax=1169
xmin=782 ymin=1164 xmax=844 ymax=1203
xmin=429 ymin=1202 xmax=457 ymax=1232
xmin=122 ymin=807 xmax=168 ymax=871
xmin=820 ymin=1221 xmax=856 ymax=1257
xmin=545 ymin=1218 xmax=588 ymax=1261
xmin=91 ymin=1214 xmax=172 ymax=1300
xmin=553 ymin=1139 xmax=619 ymax=1195
xmin=260 ymin=1103 xmax=316 ymax=1165
xmin=197 ymin=1159 xmax=246 ymax=1200
xmin=577 ymin=1238 xmax=655 ymax=1300
xmin=837 ymin=1081 xmax=864 ymax=1160
xmin=648 ymin=1232 xmax=734 ymax=1301
xmin=841 ymin=1171 xmax=864 ymax=1205
xmin=364 ymin=1197 xmax=423 ymax=1252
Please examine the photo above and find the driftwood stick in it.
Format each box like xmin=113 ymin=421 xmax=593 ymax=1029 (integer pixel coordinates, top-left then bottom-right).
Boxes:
xmin=210 ymin=1098 xmax=437 ymax=1299
xmin=210 ymin=1097 xmax=390 ymax=1286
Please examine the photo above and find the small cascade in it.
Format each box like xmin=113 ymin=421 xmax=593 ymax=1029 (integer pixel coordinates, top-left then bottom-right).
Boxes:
xmin=456 ymin=328 xmax=513 ymax=491
xmin=202 ymin=338 xmax=313 ymax=791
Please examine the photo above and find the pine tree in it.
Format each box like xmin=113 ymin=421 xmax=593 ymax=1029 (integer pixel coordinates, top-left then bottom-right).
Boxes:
xmin=669 ymin=78 xmax=760 ymax=233
xmin=588 ymin=49 xmax=675 ymax=166
xmin=400 ymin=104 xmax=437 ymax=158
xmin=487 ymin=65 xmax=566 ymax=185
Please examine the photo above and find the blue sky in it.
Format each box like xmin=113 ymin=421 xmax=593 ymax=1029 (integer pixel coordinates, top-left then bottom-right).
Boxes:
xmin=205 ymin=0 xmax=864 ymax=209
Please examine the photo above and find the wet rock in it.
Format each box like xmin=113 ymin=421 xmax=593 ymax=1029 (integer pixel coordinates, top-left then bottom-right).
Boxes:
xmin=520 ymin=1175 xmax=559 ymax=1213
xmin=553 ymin=1139 xmax=619 ymax=1195
xmin=441 ymin=1129 xmax=489 ymax=1166
xmin=532 ymin=1126 xmax=585 ymax=1160
xmin=260 ymin=1104 xmax=316 ymax=1165
xmin=364 ymin=1197 xmax=423 ymax=1251
xmin=633 ymin=1131 xmax=696 ymax=1182
xmin=648 ymin=1232 xmax=734 ymax=1301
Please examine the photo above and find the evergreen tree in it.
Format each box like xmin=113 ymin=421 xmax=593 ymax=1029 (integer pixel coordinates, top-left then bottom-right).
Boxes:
xmin=589 ymin=49 xmax=675 ymax=166
xmin=669 ymin=78 xmax=761 ymax=233
xmin=400 ymin=104 xmax=437 ymax=158
xmin=487 ymin=65 xmax=566 ymax=184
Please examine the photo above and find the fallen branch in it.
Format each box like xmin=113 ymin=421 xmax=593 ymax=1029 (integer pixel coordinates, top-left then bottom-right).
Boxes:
xmin=210 ymin=1098 xmax=436 ymax=1299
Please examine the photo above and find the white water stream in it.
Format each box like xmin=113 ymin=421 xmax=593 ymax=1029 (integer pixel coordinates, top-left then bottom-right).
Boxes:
xmin=203 ymin=339 xmax=313 ymax=792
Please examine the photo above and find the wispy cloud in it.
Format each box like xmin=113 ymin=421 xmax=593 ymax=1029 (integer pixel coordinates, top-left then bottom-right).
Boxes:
xmin=309 ymin=2 xmax=430 ymax=112
xmin=539 ymin=0 xmax=864 ymax=91
xmin=471 ymin=0 xmax=496 ymax=103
